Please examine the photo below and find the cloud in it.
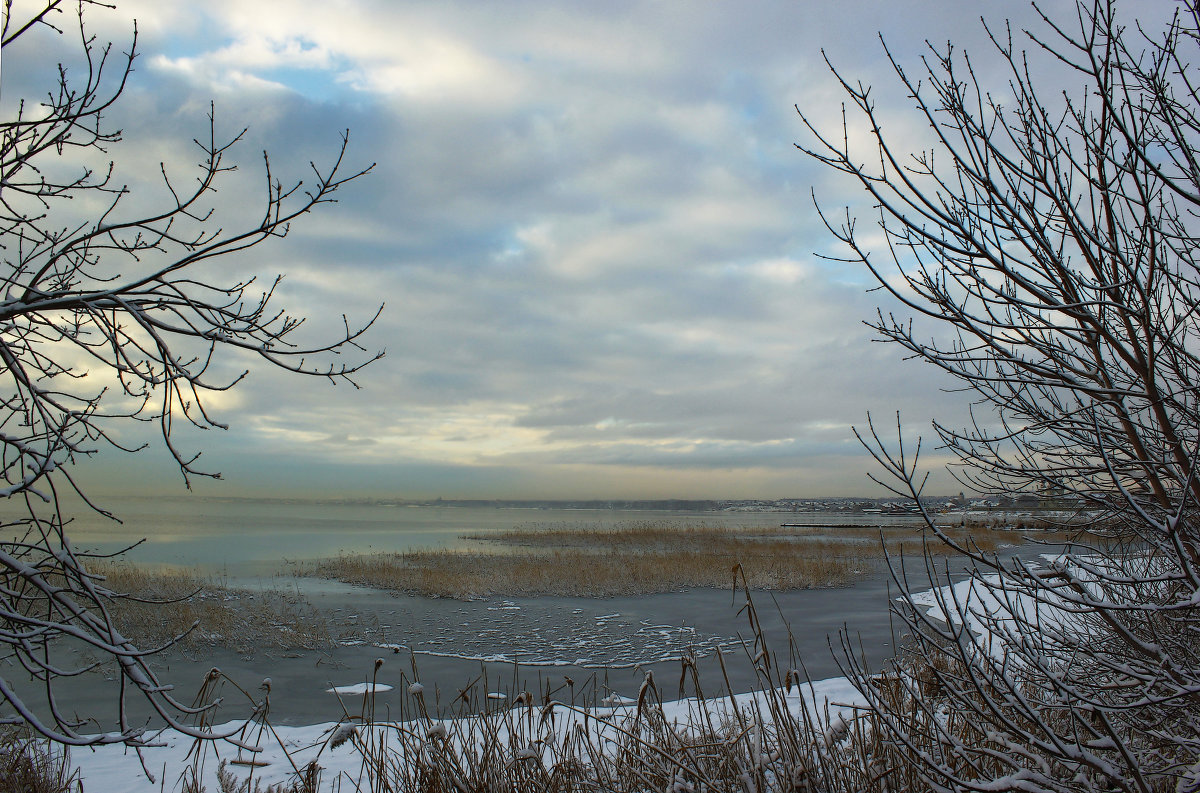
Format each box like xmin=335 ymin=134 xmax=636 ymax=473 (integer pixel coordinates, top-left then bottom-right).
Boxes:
xmin=14 ymin=0 xmax=1077 ymax=500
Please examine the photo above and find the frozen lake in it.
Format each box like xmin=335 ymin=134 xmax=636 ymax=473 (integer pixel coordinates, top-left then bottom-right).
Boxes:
xmin=2 ymin=497 xmax=1028 ymax=725
xmin=50 ymin=497 xmax=915 ymax=577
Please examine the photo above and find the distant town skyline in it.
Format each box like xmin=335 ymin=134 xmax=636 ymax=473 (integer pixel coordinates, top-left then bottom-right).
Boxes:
xmin=6 ymin=0 xmax=1174 ymax=501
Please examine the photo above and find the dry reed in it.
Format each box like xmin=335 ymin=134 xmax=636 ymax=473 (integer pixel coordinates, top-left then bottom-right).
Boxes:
xmin=306 ymin=520 xmax=1069 ymax=599
xmin=88 ymin=562 xmax=336 ymax=655
xmin=0 ymin=730 xmax=79 ymax=793
xmin=163 ymin=576 xmax=950 ymax=793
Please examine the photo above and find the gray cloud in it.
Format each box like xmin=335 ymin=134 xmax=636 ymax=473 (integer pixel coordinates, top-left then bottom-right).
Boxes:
xmin=27 ymin=0 xmax=1102 ymax=500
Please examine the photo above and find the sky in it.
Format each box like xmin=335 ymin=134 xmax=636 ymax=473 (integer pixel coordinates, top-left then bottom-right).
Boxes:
xmin=1 ymin=0 xmax=1151 ymax=501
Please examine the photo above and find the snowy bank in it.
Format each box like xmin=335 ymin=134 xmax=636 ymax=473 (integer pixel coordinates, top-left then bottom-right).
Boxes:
xmin=69 ymin=676 xmax=865 ymax=792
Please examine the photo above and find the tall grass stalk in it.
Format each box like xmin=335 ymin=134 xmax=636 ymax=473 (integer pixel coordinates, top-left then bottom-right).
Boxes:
xmin=152 ymin=568 xmax=970 ymax=793
xmin=0 ymin=730 xmax=80 ymax=793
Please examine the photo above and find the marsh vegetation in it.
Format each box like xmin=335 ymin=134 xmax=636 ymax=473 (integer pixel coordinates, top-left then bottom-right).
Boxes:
xmin=88 ymin=562 xmax=338 ymax=655
xmin=303 ymin=520 xmax=1076 ymax=599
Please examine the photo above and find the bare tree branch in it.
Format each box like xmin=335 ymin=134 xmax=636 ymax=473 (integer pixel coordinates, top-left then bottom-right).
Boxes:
xmin=801 ymin=1 xmax=1200 ymax=789
xmin=0 ymin=2 xmax=381 ymax=747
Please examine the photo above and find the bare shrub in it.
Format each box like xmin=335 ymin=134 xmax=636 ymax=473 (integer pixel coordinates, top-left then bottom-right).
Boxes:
xmin=798 ymin=0 xmax=1200 ymax=787
xmin=0 ymin=2 xmax=379 ymax=746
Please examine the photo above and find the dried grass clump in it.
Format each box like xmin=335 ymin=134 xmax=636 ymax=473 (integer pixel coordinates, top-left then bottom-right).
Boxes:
xmin=191 ymin=760 xmax=320 ymax=793
xmin=0 ymin=730 xmax=79 ymax=793
xmin=88 ymin=562 xmax=336 ymax=654
xmin=307 ymin=520 xmax=1063 ymax=599
xmin=311 ymin=541 xmax=860 ymax=598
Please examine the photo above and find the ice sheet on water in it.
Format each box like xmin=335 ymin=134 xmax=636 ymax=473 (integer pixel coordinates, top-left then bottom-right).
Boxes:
xmin=326 ymin=682 xmax=394 ymax=695
xmin=354 ymin=598 xmax=742 ymax=669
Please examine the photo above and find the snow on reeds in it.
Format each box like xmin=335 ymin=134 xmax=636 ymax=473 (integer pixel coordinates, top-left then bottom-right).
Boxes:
xmin=66 ymin=587 xmax=873 ymax=793
xmin=67 ymin=676 xmax=867 ymax=792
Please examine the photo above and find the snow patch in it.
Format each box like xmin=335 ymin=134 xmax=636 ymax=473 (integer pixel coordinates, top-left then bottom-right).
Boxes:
xmin=326 ymin=682 xmax=394 ymax=695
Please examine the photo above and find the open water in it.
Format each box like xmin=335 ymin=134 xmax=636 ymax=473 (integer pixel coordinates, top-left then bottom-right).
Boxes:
xmin=59 ymin=497 xmax=891 ymax=576
xmin=3 ymin=497 xmax=1015 ymax=724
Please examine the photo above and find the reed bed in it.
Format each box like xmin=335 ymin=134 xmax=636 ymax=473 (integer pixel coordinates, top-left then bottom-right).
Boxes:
xmin=88 ymin=562 xmax=337 ymax=655
xmin=59 ymin=588 xmax=1177 ymax=793
xmin=306 ymin=520 xmax=1067 ymax=599
xmin=309 ymin=544 xmax=861 ymax=599
xmin=840 ymin=522 xmax=1076 ymax=550
xmin=70 ymin=542 xmax=1104 ymax=793
xmin=474 ymin=521 xmax=1026 ymax=555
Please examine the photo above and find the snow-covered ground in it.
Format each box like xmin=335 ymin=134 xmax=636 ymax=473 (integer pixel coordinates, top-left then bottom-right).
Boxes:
xmin=69 ymin=676 xmax=865 ymax=792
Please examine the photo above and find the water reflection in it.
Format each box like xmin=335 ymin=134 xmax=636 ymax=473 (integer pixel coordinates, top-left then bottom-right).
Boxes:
xmin=8 ymin=497 xmax=891 ymax=577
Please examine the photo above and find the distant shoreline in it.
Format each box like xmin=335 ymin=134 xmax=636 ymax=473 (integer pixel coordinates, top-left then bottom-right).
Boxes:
xmin=78 ymin=493 xmax=994 ymax=512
